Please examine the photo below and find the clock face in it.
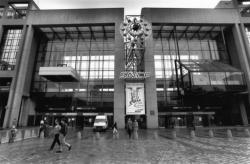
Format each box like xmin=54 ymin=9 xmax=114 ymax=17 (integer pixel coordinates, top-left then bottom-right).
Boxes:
xmin=120 ymin=16 xmax=152 ymax=39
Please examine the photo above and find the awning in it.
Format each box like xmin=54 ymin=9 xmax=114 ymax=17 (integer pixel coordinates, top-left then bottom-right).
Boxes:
xmin=176 ymin=60 xmax=247 ymax=93
xmin=39 ymin=66 xmax=79 ymax=82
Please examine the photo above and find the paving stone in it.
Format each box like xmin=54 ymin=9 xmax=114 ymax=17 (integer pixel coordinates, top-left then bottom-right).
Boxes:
xmin=0 ymin=129 xmax=250 ymax=163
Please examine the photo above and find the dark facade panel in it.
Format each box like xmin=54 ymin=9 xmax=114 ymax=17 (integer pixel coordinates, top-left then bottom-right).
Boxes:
xmin=0 ymin=71 xmax=15 ymax=77
xmin=142 ymin=8 xmax=240 ymax=24
xmin=27 ymin=8 xmax=124 ymax=25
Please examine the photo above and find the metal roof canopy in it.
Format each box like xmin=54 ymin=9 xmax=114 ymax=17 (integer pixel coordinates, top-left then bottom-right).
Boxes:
xmin=39 ymin=66 xmax=80 ymax=82
xmin=152 ymin=24 xmax=228 ymax=40
xmin=36 ymin=24 xmax=115 ymax=41
xmin=179 ymin=60 xmax=241 ymax=72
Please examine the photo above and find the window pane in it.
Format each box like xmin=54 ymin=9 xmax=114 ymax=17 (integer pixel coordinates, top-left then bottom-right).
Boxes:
xmin=192 ymin=72 xmax=210 ymax=85
xmin=226 ymin=72 xmax=244 ymax=85
xmin=209 ymin=72 xmax=226 ymax=85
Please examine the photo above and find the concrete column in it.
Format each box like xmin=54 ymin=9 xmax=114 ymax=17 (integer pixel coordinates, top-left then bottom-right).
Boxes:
xmin=19 ymin=98 xmax=36 ymax=126
xmin=144 ymin=30 xmax=158 ymax=128
xmin=114 ymin=20 xmax=126 ymax=129
xmin=0 ymin=25 xmax=4 ymax=45
xmin=3 ymin=25 xmax=27 ymax=128
xmin=232 ymin=24 xmax=250 ymax=100
xmin=239 ymin=99 xmax=248 ymax=126
xmin=3 ymin=26 xmax=34 ymax=128
xmin=239 ymin=23 xmax=250 ymax=65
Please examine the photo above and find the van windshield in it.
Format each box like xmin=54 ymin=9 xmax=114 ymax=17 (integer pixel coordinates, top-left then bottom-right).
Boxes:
xmin=95 ymin=119 xmax=106 ymax=123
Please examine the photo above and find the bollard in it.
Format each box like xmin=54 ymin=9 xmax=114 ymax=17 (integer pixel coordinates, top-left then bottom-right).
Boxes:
xmin=95 ymin=132 xmax=100 ymax=140
xmin=77 ymin=131 xmax=82 ymax=139
xmin=208 ymin=129 xmax=214 ymax=138
xmin=172 ymin=130 xmax=177 ymax=139
xmin=40 ymin=131 xmax=44 ymax=139
xmin=227 ymin=129 xmax=233 ymax=138
xmin=190 ymin=130 xmax=196 ymax=138
xmin=134 ymin=131 xmax=138 ymax=140
xmin=153 ymin=131 xmax=158 ymax=140
xmin=244 ymin=129 xmax=250 ymax=137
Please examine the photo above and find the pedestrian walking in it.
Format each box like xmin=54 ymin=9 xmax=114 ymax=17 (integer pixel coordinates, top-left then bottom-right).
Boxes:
xmin=126 ymin=118 xmax=133 ymax=139
xmin=38 ymin=119 xmax=45 ymax=138
xmin=112 ymin=122 xmax=119 ymax=139
xmin=49 ymin=119 xmax=62 ymax=152
xmin=60 ymin=118 xmax=72 ymax=151
xmin=132 ymin=119 xmax=139 ymax=139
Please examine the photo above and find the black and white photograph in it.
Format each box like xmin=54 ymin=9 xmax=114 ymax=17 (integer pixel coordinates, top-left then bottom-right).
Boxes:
xmin=0 ymin=0 xmax=250 ymax=163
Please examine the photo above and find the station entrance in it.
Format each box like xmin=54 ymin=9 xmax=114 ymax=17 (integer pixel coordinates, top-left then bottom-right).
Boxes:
xmin=159 ymin=112 xmax=215 ymax=128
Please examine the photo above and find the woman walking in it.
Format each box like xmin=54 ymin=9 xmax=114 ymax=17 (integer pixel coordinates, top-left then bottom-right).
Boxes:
xmin=49 ymin=119 xmax=62 ymax=153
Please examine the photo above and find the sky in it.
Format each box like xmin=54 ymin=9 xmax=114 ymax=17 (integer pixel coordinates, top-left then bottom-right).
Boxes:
xmin=33 ymin=0 xmax=221 ymax=15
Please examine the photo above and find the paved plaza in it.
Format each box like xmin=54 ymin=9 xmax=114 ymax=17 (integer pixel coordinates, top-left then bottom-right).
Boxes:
xmin=0 ymin=129 xmax=250 ymax=164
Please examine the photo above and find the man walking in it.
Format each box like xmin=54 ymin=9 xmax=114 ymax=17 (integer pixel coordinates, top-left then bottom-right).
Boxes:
xmin=60 ymin=118 xmax=72 ymax=151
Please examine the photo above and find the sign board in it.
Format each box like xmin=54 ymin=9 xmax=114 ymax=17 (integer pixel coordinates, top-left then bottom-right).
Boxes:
xmin=126 ymin=83 xmax=145 ymax=115
xmin=120 ymin=72 xmax=150 ymax=79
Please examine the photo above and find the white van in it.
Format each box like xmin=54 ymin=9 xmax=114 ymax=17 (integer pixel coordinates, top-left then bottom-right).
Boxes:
xmin=93 ymin=115 xmax=108 ymax=132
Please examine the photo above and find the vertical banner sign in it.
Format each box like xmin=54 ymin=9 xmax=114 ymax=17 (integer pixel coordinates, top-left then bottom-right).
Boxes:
xmin=126 ymin=83 xmax=145 ymax=115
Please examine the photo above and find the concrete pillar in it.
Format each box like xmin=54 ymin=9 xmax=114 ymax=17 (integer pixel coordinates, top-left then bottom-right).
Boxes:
xmin=144 ymin=25 xmax=158 ymax=129
xmin=114 ymin=19 xmax=126 ymax=129
xmin=232 ymin=24 xmax=250 ymax=102
xmin=239 ymin=23 xmax=250 ymax=65
xmin=239 ymin=99 xmax=249 ymax=126
xmin=19 ymin=98 xmax=36 ymax=126
xmin=0 ymin=25 xmax=4 ymax=45
xmin=3 ymin=26 xmax=34 ymax=128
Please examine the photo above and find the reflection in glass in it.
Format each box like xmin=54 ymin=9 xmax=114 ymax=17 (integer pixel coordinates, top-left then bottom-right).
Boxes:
xmin=192 ymin=72 xmax=210 ymax=85
xmin=209 ymin=72 xmax=226 ymax=85
xmin=226 ymin=72 xmax=244 ymax=85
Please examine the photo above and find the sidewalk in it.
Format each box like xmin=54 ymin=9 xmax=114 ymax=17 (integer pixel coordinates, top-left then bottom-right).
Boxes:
xmin=0 ymin=129 xmax=250 ymax=164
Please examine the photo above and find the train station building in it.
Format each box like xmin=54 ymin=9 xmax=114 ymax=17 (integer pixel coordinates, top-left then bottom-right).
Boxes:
xmin=0 ymin=0 xmax=250 ymax=129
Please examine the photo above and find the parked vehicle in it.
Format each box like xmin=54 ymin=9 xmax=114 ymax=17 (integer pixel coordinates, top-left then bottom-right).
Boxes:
xmin=93 ymin=115 xmax=108 ymax=132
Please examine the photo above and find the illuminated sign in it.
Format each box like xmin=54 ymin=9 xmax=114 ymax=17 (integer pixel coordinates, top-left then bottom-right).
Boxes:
xmin=120 ymin=72 xmax=150 ymax=79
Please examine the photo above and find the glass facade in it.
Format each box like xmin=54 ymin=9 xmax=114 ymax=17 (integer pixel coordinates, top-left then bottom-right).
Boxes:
xmin=0 ymin=28 xmax=22 ymax=70
xmin=153 ymin=25 xmax=229 ymax=108
xmin=178 ymin=60 xmax=245 ymax=88
xmin=32 ymin=25 xmax=115 ymax=111
xmin=6 ymin=4 xmax=28 ymax=19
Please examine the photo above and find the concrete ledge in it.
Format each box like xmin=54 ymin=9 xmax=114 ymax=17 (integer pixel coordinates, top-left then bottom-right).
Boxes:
xmin=0 ymin=127 xmax=39 ymax=144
